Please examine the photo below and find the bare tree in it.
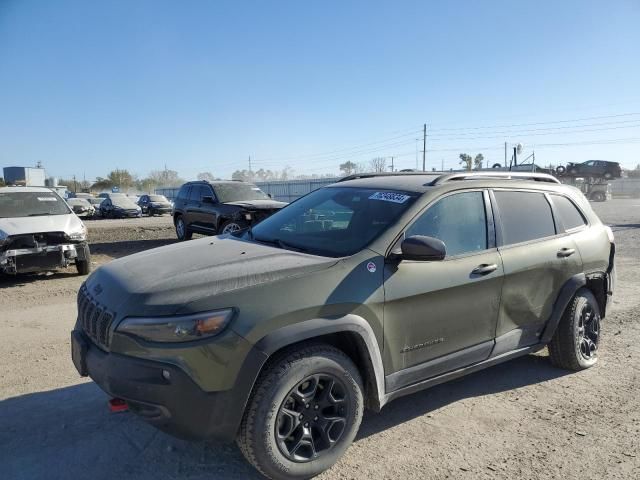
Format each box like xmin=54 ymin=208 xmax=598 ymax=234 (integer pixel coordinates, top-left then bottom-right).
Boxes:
xmin=369 ymin=157 xmax=387 ymax=173
xmin=197 ymin=172 xmax=216 ymax=181
xmin=339 ymin=161 xmax=357 ymax=176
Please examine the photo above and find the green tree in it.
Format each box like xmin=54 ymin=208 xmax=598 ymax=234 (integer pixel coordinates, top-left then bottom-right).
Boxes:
xmin=459 ymin=153 xmax=473 ymax=170
xmin=107 ymin=169 xmax=135 ymax=190
xmin=147 ymin=169 xmax=183 ymax=188
xmin=474 ymin=153 xmax=484 ymax=169
xmin=339 ymin=161 xmax=357 ymax=176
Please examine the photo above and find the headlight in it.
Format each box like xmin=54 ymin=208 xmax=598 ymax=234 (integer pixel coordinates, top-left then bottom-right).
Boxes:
xmin=66 ymin=224 xmax=87 ymax=241
xmin=116 ymin=308 xmax=234 ymax=343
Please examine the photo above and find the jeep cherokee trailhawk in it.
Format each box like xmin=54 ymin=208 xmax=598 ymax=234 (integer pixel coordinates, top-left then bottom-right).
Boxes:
xmin=71 ymin=171 xmax=615 ymax=480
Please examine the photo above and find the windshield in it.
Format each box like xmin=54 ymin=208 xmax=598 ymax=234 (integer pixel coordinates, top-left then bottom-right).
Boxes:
xmin=214 ymin=183 xmax=270 ymax=203
xmin=249 ymin=187 xmax=418 ymax=257
xmin=0 ymin=191 xmax=71 ymax=218
xmin=149 ymin=195 xmax=168 ymax=202
xmin=111 ymin=197 xmax=139 ymax=208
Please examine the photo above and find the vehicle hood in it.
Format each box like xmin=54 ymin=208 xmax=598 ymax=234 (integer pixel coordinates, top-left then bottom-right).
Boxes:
xmin=84 ymin=236 xmax=338 ymax=317
xmin=0 ymin=213 xmax=83 ymax=237
xmin=149 ymin=202 xmax=171 ymax=207
xmin=223 ymin=199 xmax=287 ymax=209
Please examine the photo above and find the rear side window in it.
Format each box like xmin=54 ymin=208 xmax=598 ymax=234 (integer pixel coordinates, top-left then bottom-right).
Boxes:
xmin=494 ymin=191 xmax=556 ymax=245
xmin=551 ymin=195 xmax=587 ymax=231
xmin=177 ymin=185 xmax=190 ymax=200
xmin=407 ymin=191 xmax=487 ymax=256
xmin=189 ymin=185 xmax=203 ymax=201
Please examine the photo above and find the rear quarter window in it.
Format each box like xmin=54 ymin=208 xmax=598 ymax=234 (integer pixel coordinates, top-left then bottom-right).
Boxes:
xmin=494 ymin=191 xmax=556 ymax=245
xmin=551 ymin=194 xmax=587 ymax=231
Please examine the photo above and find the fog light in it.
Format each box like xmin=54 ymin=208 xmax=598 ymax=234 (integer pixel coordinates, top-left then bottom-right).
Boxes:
xmin=162 ymin=369 xmax=171 ymax=381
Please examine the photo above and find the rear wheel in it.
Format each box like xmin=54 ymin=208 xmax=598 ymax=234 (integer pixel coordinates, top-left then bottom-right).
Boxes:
xmin=569 ymin=168 xmax=578 ymax=175
xmin=175 ymin=216 xmax=192 ymax=241
xmin=603 ymin=171 xmax=613 ymax=179
xmin=591 ymin=191 xmax=606 ymax=202
xmin=548 ymin=288 xmax=601 ymax=371
xmin=237 ymin=345 xmax=364 ymax=480
xmin=555 ymin=165 xmax=566 ymax=175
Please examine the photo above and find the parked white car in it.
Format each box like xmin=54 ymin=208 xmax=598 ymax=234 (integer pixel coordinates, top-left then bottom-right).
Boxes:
xmin=0 ymin=187 xmax=91 ymax=275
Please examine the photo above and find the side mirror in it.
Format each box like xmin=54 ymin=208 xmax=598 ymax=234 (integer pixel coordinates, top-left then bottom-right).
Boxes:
xmin=399 ymin=235 xmax=446 ymax=261
xmin=202 ymin=196 xmax=215 ymax=204
xmin=268 ymin=193 xmax=273 ymax=199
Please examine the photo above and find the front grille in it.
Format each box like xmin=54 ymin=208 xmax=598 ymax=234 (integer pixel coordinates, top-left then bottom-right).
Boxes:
xmin=6 ymin=231 xmax=67 ymax=250
xmin=77 ymin=285 xmax=116 ymax=350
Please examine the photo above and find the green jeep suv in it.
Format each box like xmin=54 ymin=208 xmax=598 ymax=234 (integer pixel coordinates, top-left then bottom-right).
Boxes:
xmin=71 ymin=172 xmax=615 ymax=480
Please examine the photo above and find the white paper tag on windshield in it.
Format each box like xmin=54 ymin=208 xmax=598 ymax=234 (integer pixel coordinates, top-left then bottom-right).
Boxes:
xmin=368 ymin=192 xmax=410 ymax=204
xmin=37 ymin=197 xmax=57 ymax=202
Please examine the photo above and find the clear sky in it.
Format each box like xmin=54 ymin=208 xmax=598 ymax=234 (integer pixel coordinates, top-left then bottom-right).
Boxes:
xmin=1 ymin=0 xmax=639 ymax=182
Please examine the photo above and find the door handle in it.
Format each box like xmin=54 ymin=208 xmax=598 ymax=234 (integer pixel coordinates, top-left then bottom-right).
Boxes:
xmin=471 ymin=263 xmax=498 ymax=275
xmin=557 ymin=248 xmax=576 ymax=258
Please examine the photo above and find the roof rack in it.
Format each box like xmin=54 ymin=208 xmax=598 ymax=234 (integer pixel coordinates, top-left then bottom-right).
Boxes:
xmin=337 ymin=172 xmax=437 ymax=182
xmin=430 ymin=171 xmax=561 ymax=185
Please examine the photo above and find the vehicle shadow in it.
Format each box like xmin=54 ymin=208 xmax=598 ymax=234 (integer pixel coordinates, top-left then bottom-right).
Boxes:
xmin=0 ymin=352 xmax=567 ymax=480
xmin=90 ymin=239 xmax=177 ymax=259
xmin=0 ymin=270 xmax=80 ymax=288
xmin=357 ymin=351 xmax=568 ymax=440
xmin=609 ymin=223 xmax=640 ymax=230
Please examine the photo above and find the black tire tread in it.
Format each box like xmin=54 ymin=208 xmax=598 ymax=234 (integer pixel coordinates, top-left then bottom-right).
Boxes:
xmin=237 ymin=344 xmax=362 ymax=480
xmin=548 ymin=288 xmax=599 ymax=371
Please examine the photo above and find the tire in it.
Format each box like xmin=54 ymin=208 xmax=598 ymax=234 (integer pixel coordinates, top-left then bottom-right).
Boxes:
xmin=492 ymin=163 xmax=502 ymax=169
xmin=75 ymin=245 xmax=91 ymax=275
xmin=555 ymin=165 xmax=566 ymax=175
xmin=604 ymin=172 xmax=613 ymax=179
xmin=237 ymin=344 xmax=364 ymax=480
xmin=569 ymin=168 xmax=578 ymax=176
xmin=220 ymin=219 xmax=248 ymax=234
xmin=175 ymin=216 xmax=192 ymax=241
xmin=591 ymin=191 xmax=606 ymax=202
xmin=548 ymin=288 xmax=601 ymax=371
xmin=148 ymin=209 xmax=154 ymax=217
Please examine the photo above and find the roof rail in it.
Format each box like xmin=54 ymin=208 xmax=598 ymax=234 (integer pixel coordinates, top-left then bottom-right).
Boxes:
xmin=430 ymin=171 xmax=561 ymax=185
xmin=337 ymin=172 xmax=437 ymax=182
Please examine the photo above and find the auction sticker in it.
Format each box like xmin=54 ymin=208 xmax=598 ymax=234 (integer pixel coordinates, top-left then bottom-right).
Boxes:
xmin=366 ymin=261 xmax=377 ymax=273
xmin=369 ymin=191 xmax=410 ymax=204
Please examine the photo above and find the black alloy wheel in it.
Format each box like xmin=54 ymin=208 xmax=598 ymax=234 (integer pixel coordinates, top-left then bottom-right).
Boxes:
xmin=576 ymin=303 xmax=600 ymax=361
xmin=275 ymin=373 xmax=349 ymax=463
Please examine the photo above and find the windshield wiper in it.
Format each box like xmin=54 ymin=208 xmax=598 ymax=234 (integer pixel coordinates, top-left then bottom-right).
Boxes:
xmin=254 ymin=236 xmax=307 ymax=253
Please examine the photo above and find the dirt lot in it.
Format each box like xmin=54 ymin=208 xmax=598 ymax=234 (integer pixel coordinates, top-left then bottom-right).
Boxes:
xmin=1 ymin=203 xmax=639 ymax=480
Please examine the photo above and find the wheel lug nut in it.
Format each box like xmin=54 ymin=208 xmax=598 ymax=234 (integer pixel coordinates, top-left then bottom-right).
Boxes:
xmin=314 ymin=416 xmax=318 ymax=421
xmin=305 ymin=404 xmax=310 ymax=409
xmin=314 ymin=405 xmax=319 ymax=410
xmin=299 ymin=414 xmax=303 ymax=419
xmin=304 ymin=422 xmax=309 ymax=427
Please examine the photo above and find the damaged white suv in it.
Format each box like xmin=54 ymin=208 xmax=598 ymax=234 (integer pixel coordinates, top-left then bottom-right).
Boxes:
xmin=0 ymin=186 xmax=91 ymax=276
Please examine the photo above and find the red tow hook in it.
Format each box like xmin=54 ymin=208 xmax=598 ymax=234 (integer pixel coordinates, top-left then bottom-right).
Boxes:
xmin=108 ymin=397 xmax=129 ymax=413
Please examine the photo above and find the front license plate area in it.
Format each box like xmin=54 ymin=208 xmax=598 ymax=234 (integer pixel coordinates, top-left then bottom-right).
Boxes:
xmin=71 ymin=330 xmax=88 ymax=376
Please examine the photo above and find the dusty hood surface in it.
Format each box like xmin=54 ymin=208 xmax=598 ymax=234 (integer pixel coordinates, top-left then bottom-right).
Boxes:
xmin=0 ymin=213 xmax=83 ymax=237
xmin=85 ymin=235 xmax=337 ymax=316
xmin=224 ymin=199 xmax=287 ymax=209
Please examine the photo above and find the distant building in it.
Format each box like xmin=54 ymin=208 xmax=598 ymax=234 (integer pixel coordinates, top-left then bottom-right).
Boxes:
xmin=3 ymin=166 xmax=47 ymax=186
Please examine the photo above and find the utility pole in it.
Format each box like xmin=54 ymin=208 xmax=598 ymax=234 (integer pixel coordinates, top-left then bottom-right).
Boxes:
xmin=248 ymin=156 xmax=252 ymax=172
xmin=422 ymin=124 xmax=427 ymax=172
xmin=73 ymin=175 xmax=77 ymax=193
xmin=504 ymin=142 xmax=507 ymax=167
xmin=390 ymin=156 xmax=395 ymax=172
xmin=441 ymin=158 xmax=444 ymax=172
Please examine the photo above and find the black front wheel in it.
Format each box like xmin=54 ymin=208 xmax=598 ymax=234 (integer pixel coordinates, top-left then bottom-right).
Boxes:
xmin=237 ymin=345 xmax=363 ymax=480
xmin=549 ymin=288 xmax=601 ymax=371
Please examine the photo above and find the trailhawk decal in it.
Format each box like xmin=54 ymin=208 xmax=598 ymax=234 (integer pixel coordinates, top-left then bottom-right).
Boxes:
xmin=368 ymin=191 xmax=411 ymax=204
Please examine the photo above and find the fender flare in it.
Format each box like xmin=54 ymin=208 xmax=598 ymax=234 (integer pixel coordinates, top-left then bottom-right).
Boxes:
xmin=540 ymin=273 xmax=586 ymax=343
xmin=253 ymin=315 xmax=387 ymax=410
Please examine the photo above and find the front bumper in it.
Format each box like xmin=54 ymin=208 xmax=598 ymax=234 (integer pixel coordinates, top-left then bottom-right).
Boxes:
xmin=71 ymin=330 xmax=267 ymax=441
xmin=1 ymin=241 xmax=89 ymax=274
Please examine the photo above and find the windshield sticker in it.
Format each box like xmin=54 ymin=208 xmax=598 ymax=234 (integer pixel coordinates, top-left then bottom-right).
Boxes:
xmin=368 ymin=192 xmax=410 ymax=204
xmin=37 ymin=197 xmax=57 ymax=202
xmin=366 ymin=261 xmax=377 ymax=273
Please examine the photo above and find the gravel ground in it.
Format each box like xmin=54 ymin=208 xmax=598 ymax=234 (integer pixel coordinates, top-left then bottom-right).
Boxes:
xmin=1 ymin=201 xmax=639 ymax=480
